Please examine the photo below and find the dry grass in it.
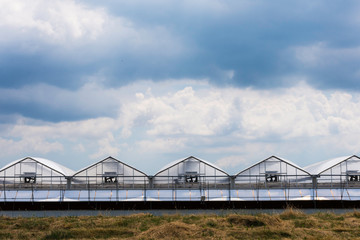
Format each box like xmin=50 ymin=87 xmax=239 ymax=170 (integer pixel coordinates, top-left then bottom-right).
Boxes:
xmin=1 ymin=209 xmax=360 ymax=239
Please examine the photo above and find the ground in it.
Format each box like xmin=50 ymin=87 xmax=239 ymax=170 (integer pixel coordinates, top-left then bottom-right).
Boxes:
xmin=1 ymin=209 xmax=360 ymax=239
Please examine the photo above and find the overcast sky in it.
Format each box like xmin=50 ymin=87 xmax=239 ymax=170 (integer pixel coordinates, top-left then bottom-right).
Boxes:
xmin=1 ymin=0 xmax=360 ymax=174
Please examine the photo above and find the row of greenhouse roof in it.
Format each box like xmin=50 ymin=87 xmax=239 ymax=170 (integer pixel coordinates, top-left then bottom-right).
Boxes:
xmin=0 ymin=155 xmax=359 ymax=179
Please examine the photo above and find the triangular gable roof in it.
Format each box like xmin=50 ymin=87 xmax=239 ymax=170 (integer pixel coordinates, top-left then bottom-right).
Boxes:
xmin=304 ymin=155 xmax=360 ymax=175
xmin=73 ymin=156 xmax=147 ymax=177
xmin=0 ymin=157 xmax=75 ymax=176
xmin=155 ymin=156 xmax=229 ymax=176
xmin=235 ymin=155 xmax=311 ymax=176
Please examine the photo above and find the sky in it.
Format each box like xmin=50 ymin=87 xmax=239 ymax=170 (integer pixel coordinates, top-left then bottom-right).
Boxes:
xmin=1 ymin=0 xmax=360 ymax=175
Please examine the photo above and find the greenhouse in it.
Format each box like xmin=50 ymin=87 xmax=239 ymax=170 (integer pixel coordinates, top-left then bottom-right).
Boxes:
xmin=70 ymin=156 xmax=149 ymax=189
xmin=231 ymin=156 xmax=313 ymax=201
xmin=60 ymin=157 xmax=149 ymax=202
xmin=234 ymin=156 xmax=312 ymax=188
xmin=0 ymin=154 xmax=360 ymax=206
xmin=0 ymin=157 xmax=74 ymax=189
xmin=149 ymin=156 xmax=230 ymax=201
xmin=152 ymin=156 xmax=229 ymax=189
xmin=304 ymin=155 xmax=360 ymax=186
xmin=304 ymin=155 xmax=360 ymax=200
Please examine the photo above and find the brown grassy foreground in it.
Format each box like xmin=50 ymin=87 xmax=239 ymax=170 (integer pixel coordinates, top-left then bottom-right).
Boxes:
xmin=1 ymin=209 xmax=360 ymax=239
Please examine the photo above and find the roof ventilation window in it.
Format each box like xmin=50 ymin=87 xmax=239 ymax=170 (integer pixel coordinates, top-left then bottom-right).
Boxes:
xmin=185 ymin=171 xmax=198 ymax=183
xmin=23 ymin=172 xmax=36 ymax=184
xmin=103 ymin=172 xmax=118 ymax=183
xmin=347 ymin=170 xmax=360 ymax=182
xmin=265 ymin=171 xmax=280 ymax=182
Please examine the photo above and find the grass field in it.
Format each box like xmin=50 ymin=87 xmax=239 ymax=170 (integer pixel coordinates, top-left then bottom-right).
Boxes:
xmin=1 ymin=208 xmax=360 ymax=239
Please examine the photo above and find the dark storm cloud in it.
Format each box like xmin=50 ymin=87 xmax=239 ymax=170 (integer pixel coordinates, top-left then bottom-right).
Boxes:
xmin=80 ymin=0 xmax=360 ymax=89
xmin=2 ymin=0 xmax=360 ymax=122
xmin=0 ymin=52 xmax=94 ymax=89
xmin=0 ymin=84 xmax=121 ymax=122
xmin=2 ymin=0 xmax=360 ymax=90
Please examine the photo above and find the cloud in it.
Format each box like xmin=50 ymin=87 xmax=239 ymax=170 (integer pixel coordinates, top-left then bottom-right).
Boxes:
xmin=290 ymin=42 xmax=360 ymax=89
xmin=120 ymin=82 xmax=344 ymax=141
xmin=125 ymin=82 xmax=360 ymax=145
xmin=6 ymin=117 xmax=118 ymax=141
xmin=0 ymin=81 xmax=134 ymax=122
xmin=215 ymin=155 xmax=250 ymax=169
xmin=0 ymin=136 xmax=63 ymax=157
xmin=90 ymin=133 xmax=120 ymax=159
xmin=120 ymin=86 xmax=233 ymax=137
xmin=0 ymin=0 xmax=107 ymax=44
xmin=136 ymin=138 xmax=188 ymax=153
xmin=0 ymin=0 xmax=188 ymax=88
xmin=2 ymin=80 xmax=360 ymax=172
xmin=116 ymin=81 xmax=360 ymax=171
xmin=1 ymin=0 xmax=360 ymax=90
xmin=0 ymin=115 xmax=121 ymax=165
xmin=3 ymin=0 xmax=360 ymax=173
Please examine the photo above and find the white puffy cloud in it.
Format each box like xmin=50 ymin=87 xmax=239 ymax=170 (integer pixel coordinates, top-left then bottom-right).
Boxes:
xmin=2 ymin=80 xmax=360 ymax=171
xmin=116 ymin=81 xmax=360 ymax=170
xmin=0 ymin=0 xmax=107 ymax=44
xmin=0 ymin=136 xmax=63 ymax=157
xmin=90 ymin=133 xmax=120 ymax=159
xmin=120 ymin=86 xmax=233 ymax=137
xmin=0 ymin=0 xmax=187 ymax=58
xmin=238 ymin=85 xmax=327 ymax=139
xmin=0 ymin=115 xmax=119 ymax=161
xmin=121 ymin=82 xmax=337 ymax=140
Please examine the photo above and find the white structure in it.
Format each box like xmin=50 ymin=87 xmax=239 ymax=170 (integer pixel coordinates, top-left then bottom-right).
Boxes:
xmin=152 ymin=156 xmax=229 ymax=188
xmin=71 ymin=156 xmax=148 ymax=189
xmin=1 ymin=154 xmax=360 ymax=202
xmin=0 ymin=157 xmax=74 ymax=188
xmin=304 ymin=155 xmax=360 ymax=188
xmin=234 ymin=156 xmax=312 ymax=188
